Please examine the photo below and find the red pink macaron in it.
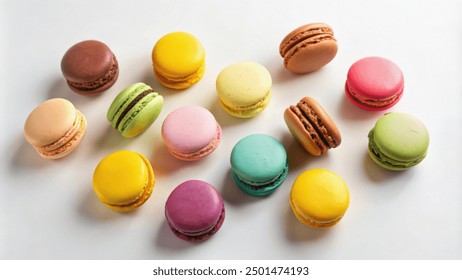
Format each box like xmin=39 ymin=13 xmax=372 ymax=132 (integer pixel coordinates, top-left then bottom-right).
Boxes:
xmin=345 ymin=56 xmax=404 ymax=111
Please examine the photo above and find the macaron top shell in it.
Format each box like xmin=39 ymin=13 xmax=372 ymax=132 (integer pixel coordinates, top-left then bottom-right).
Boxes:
xmin=165 ymin=180 xmax=223 ymax=235
xmin=93 ymin=150 xmax=153 ymax=206
xmin=216 ymin=62 xmax=271 ymax=107
xmin=346 ymin=56 xmax=404 ymax=100
xmin=291 ymin=169 xmax=350 ymax=225
xmin=61 ymin=40 xmax=114 ymax=83
xmin=162 ymin=106 xmax=218 ymax=154
xmin=231 ymin=134 xmax=287 ymax=184
xmin=152 ymin=32 xmax=205 ymax=77
xmin=24 ymin=98 xmax=77 ymax=147
xmin=371 ymin=112 xmax=429 ymax=163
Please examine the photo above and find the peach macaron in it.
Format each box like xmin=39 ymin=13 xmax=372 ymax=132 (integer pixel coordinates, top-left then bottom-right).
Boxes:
xmin=24 ymin=98 xmax=87 ymax=159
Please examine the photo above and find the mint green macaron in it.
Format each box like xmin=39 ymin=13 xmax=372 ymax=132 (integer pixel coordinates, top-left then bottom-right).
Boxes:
xmin=230 ymin=134 xmax=288 ymax=196
xmin=107 ymin=82 xmax=163 ymax=138
xmin=368 ymin=112 xmax=429 ymax=171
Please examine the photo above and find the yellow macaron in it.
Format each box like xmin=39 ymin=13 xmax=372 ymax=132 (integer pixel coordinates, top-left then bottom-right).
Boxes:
xmin=216 ymin=62 xmax=272 ymax=118
xmin=151 ymin=31 xmax=205 ymax=89
xmin=93 ymin=150 xmax=155 ymax=211
xmin=290 ymin=169 xmax=350 ymax=228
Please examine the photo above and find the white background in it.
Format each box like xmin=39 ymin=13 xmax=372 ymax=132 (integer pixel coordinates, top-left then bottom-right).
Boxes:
xmin=1 ymin=0 xmax=461 ymax=260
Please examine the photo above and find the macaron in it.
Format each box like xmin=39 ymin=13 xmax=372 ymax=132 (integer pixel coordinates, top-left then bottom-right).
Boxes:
xmin=290 ymin=169 xmax=350 ymax=229
xmin=107 ymin=82 xmax=163 ymax=138
xmin=284 ymin=96 xmax=341 ymax=156
xmin=162 ymin=105 xmax=221 ymax=161
xmin=92 ymin=150 xmax=154 ymax=211
xmin=368 ymin=112 xmax=429 ymax=171
xmin=24 ymin=98 xmax=87 ymax=159
xmin=151 ymin=31 xmax=205 ymax=89
xmin=61 ymin=40 xmax=119 ymax=95
xmin=216 ymin=62 xmax=271 ymax=118
xmin=279 ymin=23 xmax=338 ymax=74
xmin=230 ymin=134 xmax=288 ymax=196
xmin=345 ymin=56 xmax=404 ymax=111
xmin=165 ymin=180 xmax=225 ymax=241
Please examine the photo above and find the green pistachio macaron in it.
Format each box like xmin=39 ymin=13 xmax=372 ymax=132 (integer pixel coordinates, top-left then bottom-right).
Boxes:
xmin=368 ymin=112 xmax=429 ymax=171
xmin=230 ymin=134 xmax=288 ymax=196
xmin=107 ymin=82 xmax=163 ymax=138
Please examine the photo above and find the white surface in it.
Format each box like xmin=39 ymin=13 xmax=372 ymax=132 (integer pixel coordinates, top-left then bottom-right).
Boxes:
xmin=1 ymin=0 xmax=462 ymax=260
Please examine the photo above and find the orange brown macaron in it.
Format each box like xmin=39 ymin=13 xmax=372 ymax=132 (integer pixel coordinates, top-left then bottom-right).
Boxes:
xmin=284 ymin=96 xmax=341 ymax=156
xmin=279 ymin=23 xmax=338 ymax=74
xmin=24 ymin=98 xmax=87 ymax=159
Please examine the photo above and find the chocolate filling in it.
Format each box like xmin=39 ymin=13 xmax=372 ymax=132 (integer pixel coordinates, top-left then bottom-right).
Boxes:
xmin=293 ymin=102 xmax=332 ymax=149
xmin=115 ymin=89 xmax=154 ymax=129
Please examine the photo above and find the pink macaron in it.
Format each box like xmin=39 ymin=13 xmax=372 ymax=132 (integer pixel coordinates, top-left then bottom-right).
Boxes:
xmin=161 ymin=105 xmax=221 ymax=161
xmin=165 ymin=180 xmax=225 ymax=241
xmin=345 ymin=56 xmax=404 ymax=111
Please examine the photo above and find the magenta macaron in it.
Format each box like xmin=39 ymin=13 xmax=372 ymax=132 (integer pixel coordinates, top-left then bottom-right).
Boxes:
xmin=345 ymin=56 xmax=404 ymax=111
xmin=162 ymin=105 xmax=221 ymax=161
xmin=165 ymin=180 xmax=225 ymax=241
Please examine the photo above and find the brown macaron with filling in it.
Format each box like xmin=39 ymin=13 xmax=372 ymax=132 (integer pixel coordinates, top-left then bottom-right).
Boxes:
xmin=284 ymin=97 xmax=341 ymax=156
xmin=279 ymin=23 xmax=338 ymax=74
xmin=61 ymin=40 xmax=119 ymax=95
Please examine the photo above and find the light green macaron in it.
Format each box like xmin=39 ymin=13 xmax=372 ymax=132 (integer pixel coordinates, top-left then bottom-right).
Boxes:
xmin=368 ymin=112 xmax=429 ymax=171
xmin=107 ymin=82 xmax=163 ymax=138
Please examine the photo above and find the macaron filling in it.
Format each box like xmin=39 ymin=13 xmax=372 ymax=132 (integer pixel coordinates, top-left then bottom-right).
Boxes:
xmin=368 ymin=129 xmax=426 ymax=169
xmin=67 ymin=55 xmax=119 ymax=91
xmin=346 ymin=82 xmax=403 ymax=108
xmin=289 ymin=101 xmax=338 ymax=153
xmin=114 ymin=88 xmax=155 ymax=129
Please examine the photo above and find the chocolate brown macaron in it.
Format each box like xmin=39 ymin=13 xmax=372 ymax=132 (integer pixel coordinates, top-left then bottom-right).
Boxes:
xmin=284 ymin=97 xmax=341 ymax=156
xmin=61 ymin=40 xmax=119 ymax=95
xmin=279 ymin=23 xmax=338 ymax=74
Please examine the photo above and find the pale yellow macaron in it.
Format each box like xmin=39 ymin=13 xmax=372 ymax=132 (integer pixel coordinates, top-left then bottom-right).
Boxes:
xmin=216 ymin=62 xmax=271 ymax=118
xmin=290 ymin=169 xmax=350 ymax=228
xmin=152 ymin=31 xmax=205 ymax=89
xmin=93 ymin=150 xmax=155 ymax=211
